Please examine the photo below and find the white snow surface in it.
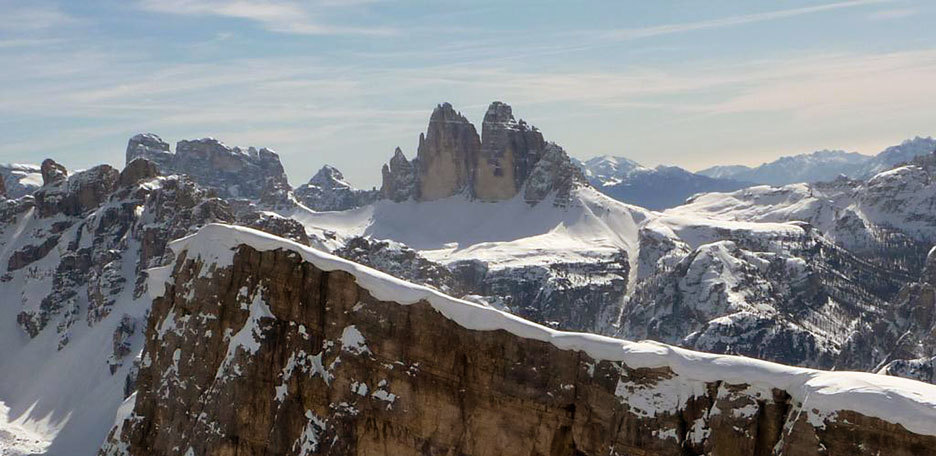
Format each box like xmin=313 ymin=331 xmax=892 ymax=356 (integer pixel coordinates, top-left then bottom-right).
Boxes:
xmin=286 ymin=187 xmax=652 ymax=274
xmin=170 ymin=223 xmax=936 ymax=437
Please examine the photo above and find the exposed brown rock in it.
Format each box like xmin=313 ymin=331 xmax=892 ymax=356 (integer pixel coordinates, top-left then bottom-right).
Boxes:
xmin=475 ymin=101 xmax=546 ymax=201
xmin=40 ymin=158 xmax=67 ymax=186
xmin=118 ymin=158 xmax=159 ymax=187
xmin=102 ymin=240 xmax=936 ymax=455
xmin=379 ymin=147 xmax=417 ymax=202
xmin=524 ymin=143 xmax=587 ymax=205
xmin=415 ymin=103 xmax=480 ymax=201
xmin=34 ymin=164 xmax=120 ymax=217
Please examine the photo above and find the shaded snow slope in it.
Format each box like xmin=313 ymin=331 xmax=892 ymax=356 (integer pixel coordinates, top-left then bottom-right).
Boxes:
xmin=287 ymin=186 xmax=652 ymax=275
xmin=169 ymin=223 xmax=936 ymax=438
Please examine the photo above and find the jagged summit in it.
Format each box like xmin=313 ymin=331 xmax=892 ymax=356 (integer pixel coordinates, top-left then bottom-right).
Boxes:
xmin=125 ymin=134 xmax=290 ymax=202
xmin=294 ymin=164 xmax=378 ymax=212
xmin=308 ymin=165 xmax=348 ymax=188
xmin=380 ymin=147 xmax=416 ymax=202
xmin=380 ymin=101 xmax=580 ymax=205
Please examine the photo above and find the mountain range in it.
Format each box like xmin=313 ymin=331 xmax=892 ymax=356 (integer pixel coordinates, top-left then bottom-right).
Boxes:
xmin=0 ymin=101 xmax=935 ymax=454
xmin=698 ymin=137 xmax=936 ymax=185
xmin=574 ymin=156 xmax=751 ymax=210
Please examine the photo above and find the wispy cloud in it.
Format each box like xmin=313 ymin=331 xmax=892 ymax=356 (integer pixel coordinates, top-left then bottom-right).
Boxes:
xmin=136 ymin=0 xmax=396 ymax=36
xmin=0 ymin=3 xmax=78 ymax=33
xmin=595 ymin=0 xmax=890 ymax=40
xmin=867 ymin=8 xmax=916 ymax=20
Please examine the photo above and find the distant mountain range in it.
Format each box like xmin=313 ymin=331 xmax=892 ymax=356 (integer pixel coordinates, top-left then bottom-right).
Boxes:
xmin=573 ymin=156 xmax=751 ymax=210
xmin=575 ymin=137 xmax=936 ymax=210
xmin=698 ymin=137 xmax=936 ymax=185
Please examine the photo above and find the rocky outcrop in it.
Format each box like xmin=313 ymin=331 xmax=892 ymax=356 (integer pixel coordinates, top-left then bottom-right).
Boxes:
xmin=523 ymin=143 xmax=587 ymax=205
xmin=618 ymin=223 xmax=919 ymax=372
xmin=475 ymin=101 xmax=546 ymax=201
xmin=40 ymin=158 xmax=68 ymax=185
xmin=379 ymin=148 xmax=417 ymax=202
xmin=126 ymin=134 xmax=291 ymax=202
xmin=379 ymin=102 xmax=585 ymax=205
xmin=334 ymin=236 xmax=462 ymax=294
xmin=34 ymin=161 xmax=120 ymax=217
xmin=101 ymin=225 xmax=936 ymax=455
xmin=294 ymin=165 xmax=377 ymax=212
xmin=118 ymin=158 xmax=159 ymax=187
xmin=126 ymin=134 xmax=172 ymax=170
xmin=415 ymin=103 xmax=480 ymax=200
xmin=867 ymin=246 xmax=936 ymax=382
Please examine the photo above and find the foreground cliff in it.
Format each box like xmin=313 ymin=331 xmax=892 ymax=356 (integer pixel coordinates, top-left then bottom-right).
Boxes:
xmin=102 ymin=224 xmax=936 ymax=455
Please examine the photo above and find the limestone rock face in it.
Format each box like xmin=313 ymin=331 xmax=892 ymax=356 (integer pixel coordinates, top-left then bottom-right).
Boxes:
xmin=475 ymin=101 xmax=546 ymax=201
xmin=101 ymin=235 xmax=936 ymax=456
xmin=523 ymin=143 xmax=587 ymax=205
xmin=34 ymin=162 xmax=120 ymax=217
xmin=40 ymin=158 xmax=67 ymax=186
xmin=379 ymin=102 xmax=584 ymax=205
xmin=118 ymin=158 xmax=159 ymax=187
xmin=294 ymin=165 xmax=377 ymax=212
xmin=415 ymin=103 xmax=480 ymax=201
xmin=126 ymin=135 xmax=291 ymax=203
xmin=379 ymin=147 xmax=417 ymax=202
xmin=125 ymin=133 xmax=172 ymax=170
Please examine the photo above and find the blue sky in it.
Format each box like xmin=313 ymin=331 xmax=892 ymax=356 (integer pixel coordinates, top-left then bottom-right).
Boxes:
xmin=1 ymin=0 xmax=934 ymax=187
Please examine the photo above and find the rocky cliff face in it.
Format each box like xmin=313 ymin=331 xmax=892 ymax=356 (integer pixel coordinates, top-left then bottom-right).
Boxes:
xmin=415 ymin=102 xmax=480 ymax=201
xmin=617 ymin=225 xmax=914 ymax=371
xmin=380 ymin=102 xmax=583 ymax=205
xmin=379 ymin=147 xmax=417 ymax=202
xmin=474 ymin=101 xmax=546 ymax=201
xmin=100 ymin=225 xmax=936 ymax=456
xmin=126 ymin=134 xmax=291 ymax=203
xmin=872 ymin=246 xmax=936 ymax=382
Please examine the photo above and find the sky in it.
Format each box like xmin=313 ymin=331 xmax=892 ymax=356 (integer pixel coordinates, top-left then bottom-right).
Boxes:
xmin=1 ymin=0 xmax=935 ymax=188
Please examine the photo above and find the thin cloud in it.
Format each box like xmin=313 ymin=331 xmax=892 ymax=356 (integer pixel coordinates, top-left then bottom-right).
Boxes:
xmin=0 ymin=4 xmax=79 ymax=33
xmin=136 ymin=0 xmax=397 ymax=36
xmin=867 ymin=8 xmax=916 ymax=20
xmin=595 ymin=0 xmax=891 ymax=40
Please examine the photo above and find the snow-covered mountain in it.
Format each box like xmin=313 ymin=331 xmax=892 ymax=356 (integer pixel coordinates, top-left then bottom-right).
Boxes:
xmin=698 ymin=149 xmax=869 ymax=185
xmin=858 ymin=136 xmax=936 ymax=178
xmin=698 ymin=137 xmax=936 ymax=186
xmin=672 ymin=151 xmax=936 ymax=269
xmin=575 ymin=155 xmax=751 ymax=210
